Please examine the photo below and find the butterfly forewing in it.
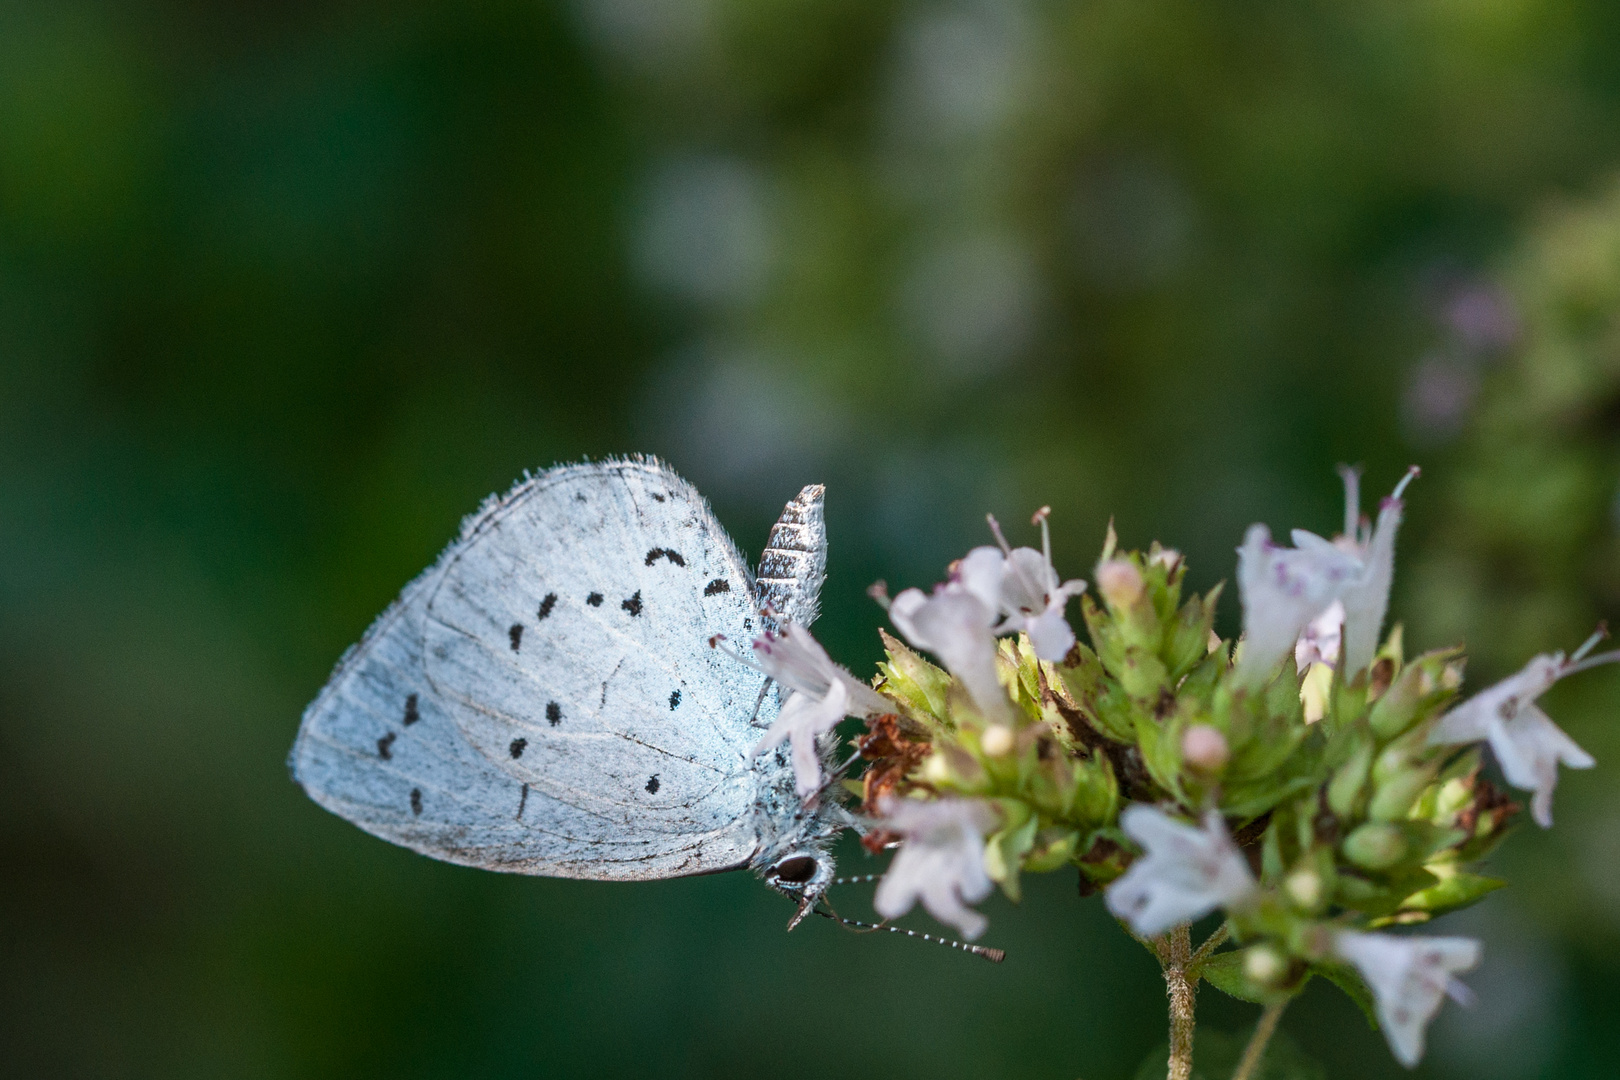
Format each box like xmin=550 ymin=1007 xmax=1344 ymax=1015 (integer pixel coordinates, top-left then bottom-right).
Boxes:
xmin=291 ymin=460 xmax=776 ymax=880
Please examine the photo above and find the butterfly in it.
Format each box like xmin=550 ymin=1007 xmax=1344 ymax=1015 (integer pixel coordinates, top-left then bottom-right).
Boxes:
xmin=288 ymin=457 xmax=849 ymax=925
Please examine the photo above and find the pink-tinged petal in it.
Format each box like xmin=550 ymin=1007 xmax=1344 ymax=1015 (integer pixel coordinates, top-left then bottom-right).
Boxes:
xmin=1026 ymin=606 xmax=1076 ymax=662
xmin=1334 ymin=931 xmax=1481 ymax=1068
xmin=743 ymin=622 xmax=883 ymax=798
xmin=752 ymin=680 xmax=848 ymax=798
xmin=889 ymin=586 xmax=1008 ymax=721
xmin=1338 ymin=494 xmax=1403 ymax=675
xmin=1236 ymin=524 xmax=1360 ymax=684
xmin=954 ymin=547 xmax=1007 ymax=612
xmin=1104 ymin=807 xmax=1257 ymax=937
xmin=1294 ymin=599 xmax=1344 ymax=671
xmin=1430 ymin=653 xmax=1591 ymax=828
xmin=888 ymin=587 xmax=932 ymax=645
xmin=873 ymin=796 xmax=997 ymax=940
xmin=1000 ymin=547 xmax=1057 ymax=615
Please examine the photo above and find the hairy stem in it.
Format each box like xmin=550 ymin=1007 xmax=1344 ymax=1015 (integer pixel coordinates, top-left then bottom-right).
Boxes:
xmin=1231 ymin=1000 xmax=1287 ymax=1080
xmin=1162 ymin=923 xmax=1197 ymax=1080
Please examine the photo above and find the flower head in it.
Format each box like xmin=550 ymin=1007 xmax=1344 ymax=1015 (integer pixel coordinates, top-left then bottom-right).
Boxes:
xmin=1429 ymin=651 xmax=1597 ymax=827
xmin=1104 ymin=806 xmax=1259 ymax=937
xmin=872 ymin=795 xmax=998 ymax=940
xmin=1334 ymin=930 xmax=1481 ymax=1068
xmin=743 ymin=623 xmax=888 ymax=799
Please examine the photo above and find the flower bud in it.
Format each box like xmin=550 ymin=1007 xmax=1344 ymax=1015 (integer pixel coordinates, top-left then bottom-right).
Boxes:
xmin=980 ymin=724 xmax=1015 ymax=757
xmin=1148 ymin=547 xmax=1182 ymax=571
xmin=1096 ymin=559 xmax=1145 ymax=610
xmin=1343 ymin=822 xmax=1407 ymax=870
xmin=923 ymin=753 xmax=953 ymax=785
xmin=1243 ymin=944 xmax=1289 ymax=987
xmin=1284 ymin=868 xmax=1325 ymax=911
xmin=1181 ymin=724 xmax=1230 ymax=773
xmin=1368 ymin=766 xmax=1437 ymax=822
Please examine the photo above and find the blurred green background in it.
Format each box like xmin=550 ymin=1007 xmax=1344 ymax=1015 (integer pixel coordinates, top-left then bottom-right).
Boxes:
xmin=6 ymin=0 xmax=1620 ymax=1076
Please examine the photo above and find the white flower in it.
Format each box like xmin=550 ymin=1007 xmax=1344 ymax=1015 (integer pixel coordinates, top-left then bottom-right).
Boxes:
xmin=888 ymin=580 xmax=1009 ymax=722
xmin=745 ymin=623 xmax=889 ymax=799
xmin=970 ymin=508 xmax=1088 ymax=661
xmin=1334 ymin=930 xmax=1481 ymax=1068
xmin=1236 ymin=524 xmax=1361 ymax=684
xmin=1239 ymin=468 xmax=1417 ymax=684
xmin=1332 ymin=466 xmax=1416 ymax=675
xmin=1429 ymin=652 xmax=1596 ymax=827
xmin=1104 ymin=806 xmax=1259 ymax=937
xmin=873 ymin=795 xmax=998 ymax=940
xmin=886 ymin=509 xmax=1084 ymax=717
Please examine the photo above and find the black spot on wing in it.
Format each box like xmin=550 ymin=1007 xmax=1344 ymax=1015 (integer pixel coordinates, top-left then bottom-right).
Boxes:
xmin=575 ymin=493 xmax=587 ymax=503
xmin=645 ymin=548 xmax=686 ymax=567
xmin=377 ymin=732 xmax=397 ymax=760
xmin=586 ymin=592 xmax=603 ymax=607
xmin=622 ymin=590 xmax=643 ymax=616
xmin=669 ymin=689 xmax=681 ymax=710
xmin=645 ymin=775 xmax=660 ymax=794
xmin=537 ymin=593 xmax=557 ymax=620
xmin=651 ymin=492 xmax=666 ymax=502
xmin=704 ymin=578 xmax=730 ymax=596
xmin=508 ymin=623 xmax=524 ymax=651
xmin=509 ymin=737 xmax=527 ymax=759
xmin=403 ymin=693 xmax=420 ymax=726
xmin=517 ymin=783 xmax=528 ymax=821
xmin=546 ymin=701 xmax=562 ymax=726
xmin=410 ymin=788 xmax=423 ymax=815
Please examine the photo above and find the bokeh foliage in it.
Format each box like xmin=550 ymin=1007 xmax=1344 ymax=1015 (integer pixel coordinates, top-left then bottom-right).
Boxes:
xmin=7 ymin=0 xmax=1620 ymax=1077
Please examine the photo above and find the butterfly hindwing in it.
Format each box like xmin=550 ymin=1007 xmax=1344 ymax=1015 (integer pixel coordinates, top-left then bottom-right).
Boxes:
xmin=291 ymin=566 xmax=562 ymax=871
xmin=291 ymin=459 xmax=774 ymax=879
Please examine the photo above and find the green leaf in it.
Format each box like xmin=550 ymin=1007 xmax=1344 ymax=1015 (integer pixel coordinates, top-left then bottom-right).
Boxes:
xmin=1393 ymin=869 xmax=1506 ymax=920
xmin=1336 ymin=865 xmax=1440 ymax=917
xmin=1132 ymin=708 xmax=1185 ymax=800
xmin=1366 ymin=647 xmax=1463 ymax=741
xmin=1198 ymin=948 xmax=1303 ymax=1005
xmin=1221 ymin=772 xmax=1320 ymax=821
xmin=1326 ymin=733 xmax=1373 ymax=819
xmin=1313 ymin=961 xmax=1379 ymax=1030
xmin=1056 ymin=644 xmax=1134 ymax=743
xmin=875 ymin=629 xmax=953 ymax=729
xmin=1021 ymin=827 xmax=1080 ymax=873
xmin=1163 ymin=582 xmax=1221 ymax=681
xmin=983 ymin=806 xmax=1038 ymax=901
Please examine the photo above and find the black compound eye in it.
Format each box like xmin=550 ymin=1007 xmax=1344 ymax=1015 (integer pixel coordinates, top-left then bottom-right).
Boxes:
xmin=771 ymin=856 xmax=819 ymax=884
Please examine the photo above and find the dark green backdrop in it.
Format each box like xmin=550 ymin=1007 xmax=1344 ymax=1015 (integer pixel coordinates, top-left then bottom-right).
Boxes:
xmin=6 ymin=1 xmax=1620 ymax=1076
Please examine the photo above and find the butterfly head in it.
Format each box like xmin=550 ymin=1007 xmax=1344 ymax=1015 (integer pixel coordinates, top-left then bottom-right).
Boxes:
xmin=764 ymin=848 xmax=836 ymax=930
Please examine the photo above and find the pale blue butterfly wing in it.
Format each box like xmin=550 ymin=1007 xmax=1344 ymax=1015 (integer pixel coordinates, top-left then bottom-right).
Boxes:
xmin=290 ymin=459 xmax=820 ymax=880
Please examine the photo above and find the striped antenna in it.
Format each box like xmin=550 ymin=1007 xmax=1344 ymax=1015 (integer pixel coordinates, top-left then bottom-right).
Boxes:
xmin=813 ymin=908 xmax=1005 ymax=963
xmin=831 ymin=873 xmax=884 ymax=887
